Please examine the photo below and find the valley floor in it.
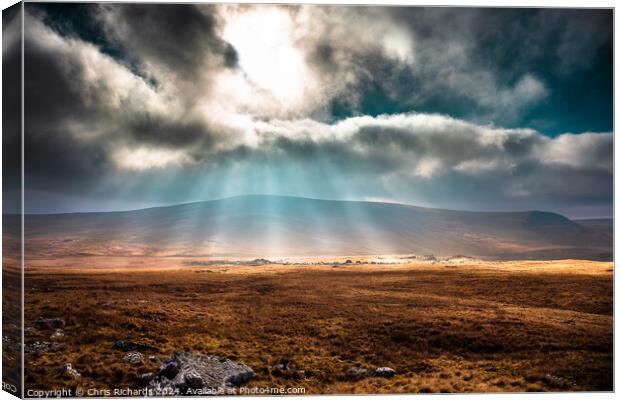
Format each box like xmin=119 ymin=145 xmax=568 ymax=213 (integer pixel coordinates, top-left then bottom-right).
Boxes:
xmin=23 ymin=256 xmax=612 ymax=394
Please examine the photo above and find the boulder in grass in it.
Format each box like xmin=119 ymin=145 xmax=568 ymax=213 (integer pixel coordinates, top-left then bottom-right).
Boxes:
xmin=60 ymin=363 xmax=81 ymax=380
xmin=270 ymin=359 xmax=307 ymax=379
xmin=374 ymin=367 xmax=396 ymax=378
xmin=50 ymin=329 xmax=65 ymax=341
xmin=123 ymin=351 xmax=144 ymax=365
xmin=25 ymin=341 xmax=65 ymax=354
xmin=145 ymin=352 xmax=255 ymax=395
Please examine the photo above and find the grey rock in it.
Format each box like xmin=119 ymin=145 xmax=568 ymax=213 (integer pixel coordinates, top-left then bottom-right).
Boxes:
xmin=345 ymin=367 xmax=370 ymax=381
xmin=271 ymin=359 xmax=306 ymax=379
xmin=145 ymin=352 xmax=255 ymax=394
xmin=50 ymin=329 xmax=65 ymax=341
xmin=52 ymin=342 xmax=65 ymax=351
xmin=35 ymin=317 xmax=65 ymax=330
xmin=123 ymin=351 xmax=144 ymax=365
xmin=374 ymin=367 xmax=396 ymax=378
xmin=271 ymin=363 xmax=290 ymax=377
xmin=161 ymin=361 xmax=180 ymax=379
xmin=25 ymin=341 xmax=65 ymax=354
xmin=2 ymin=335 xmax=20 ymax=353
xmin=138 ymin=373 xmax=153 ymax=386
xmin=543 ymin=374 xmax=575 ymax=388
xmin=183 ymin=370 xmax=205 ymax=389
xmin=60 ymin=363 xmax=81 ymax=380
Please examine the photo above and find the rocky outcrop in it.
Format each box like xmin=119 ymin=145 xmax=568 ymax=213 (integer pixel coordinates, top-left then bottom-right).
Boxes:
xmin=144 ymin=352 xmax=255 ymax=395
xmin=50 ymin=329 xmax=65 ymax=341
xmin=374 ymin=367 xmax=396 ymax=378
xmin=60 ymin=363 xmax=81 ymax=380
xmin=270 ymin=359 xmax=310 ymax=379
xmin=123 ymin=352 xmax=144 ymax=365
xmin=25 ymin=341 xmax=64 ymax=354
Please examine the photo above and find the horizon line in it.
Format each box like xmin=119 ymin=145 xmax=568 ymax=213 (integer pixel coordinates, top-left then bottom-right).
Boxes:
xmin=4 ymin=194 xmax=613 ymax=220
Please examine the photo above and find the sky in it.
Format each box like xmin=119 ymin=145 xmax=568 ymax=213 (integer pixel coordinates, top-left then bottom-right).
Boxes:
xmin=2 ymin=4 xmax=613 ymax=217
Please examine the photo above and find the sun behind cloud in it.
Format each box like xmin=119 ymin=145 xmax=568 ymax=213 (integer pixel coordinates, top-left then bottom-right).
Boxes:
xmin=222 ymin=7 xmax=313 ymax=105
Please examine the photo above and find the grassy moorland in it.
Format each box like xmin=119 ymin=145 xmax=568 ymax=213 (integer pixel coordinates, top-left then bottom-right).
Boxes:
xmin=23 ymin=256 xmax=612 ymax=394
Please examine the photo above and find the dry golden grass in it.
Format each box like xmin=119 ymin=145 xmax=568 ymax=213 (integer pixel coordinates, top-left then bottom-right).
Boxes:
xmin=23 ymin=256 xmax=612 ymax=394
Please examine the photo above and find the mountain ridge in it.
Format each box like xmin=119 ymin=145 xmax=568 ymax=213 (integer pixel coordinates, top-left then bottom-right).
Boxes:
xmin=15 ymin=194 xmax=600 ymax=218
xmin=7 ymin=195 xmax=612 ymax=260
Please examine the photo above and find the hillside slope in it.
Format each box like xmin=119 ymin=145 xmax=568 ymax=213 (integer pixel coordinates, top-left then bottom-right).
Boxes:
xmin=10 ymin=195 xmax=612 ymax=260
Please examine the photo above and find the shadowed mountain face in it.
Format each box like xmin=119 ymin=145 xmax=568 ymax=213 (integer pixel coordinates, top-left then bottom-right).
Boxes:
xmin=11 ymin=195 xmax=612 ymax=260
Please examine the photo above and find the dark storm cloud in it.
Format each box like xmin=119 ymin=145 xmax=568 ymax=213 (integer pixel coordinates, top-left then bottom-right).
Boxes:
xmin=300 ymin=7 xmax=549 ymax=123
xmin=96 ymin=4 xmax=237 ymax=81
xmin=23 ymin=26 xmax=112 ymax=191
xmin=390 ymin=8 xmax=611 ymax=77
xmin=21 ymin=10 xmax=125 ymax=188
xmin=125 ymin=116 xmax=215 ymax=148
xmin=455 ymin=8 xmax=613 ymax=133
xmin=21 ymin=6 xmax=225 ymax=191
xmin=303 ymin=7 xmax=611 ymax=132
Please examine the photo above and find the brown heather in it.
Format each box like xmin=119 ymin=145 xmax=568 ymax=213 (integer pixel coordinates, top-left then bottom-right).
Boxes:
xmin=20 ymin=256 xmax=612 ymax=394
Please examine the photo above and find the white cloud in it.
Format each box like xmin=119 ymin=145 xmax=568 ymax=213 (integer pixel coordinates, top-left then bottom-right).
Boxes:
xmin=112 ymin=146 xmax=193 ymax=171
xmin=538 ymin=132 xmax=612 ymax=170
xmin=244 ymin=112 xmax=611 ymax=182
xmin=453 ymin=159 xmax=508 ymax=174
xmin=414 ymin=158 xmax=442 ymax=178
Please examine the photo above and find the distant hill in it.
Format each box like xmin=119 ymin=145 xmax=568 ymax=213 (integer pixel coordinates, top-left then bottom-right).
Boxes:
xmin=7 ymin=195 xmax=612 ymax=260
